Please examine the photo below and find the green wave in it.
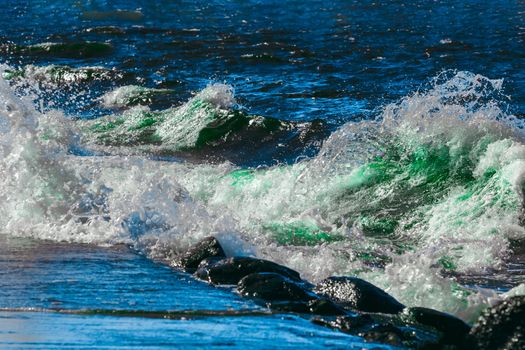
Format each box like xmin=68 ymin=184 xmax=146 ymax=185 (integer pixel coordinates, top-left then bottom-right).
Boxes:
xmin=81 ymin=84 xmax=288 ymax=150
xmin=184 ymin=72 xmax=525 ymax=278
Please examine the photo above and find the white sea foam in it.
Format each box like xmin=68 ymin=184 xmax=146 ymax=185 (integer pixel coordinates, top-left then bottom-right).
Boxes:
xmin=2 ymin=68 xmax=524 ymax=321
xmin=99 ymin=85 xmax=172 ymax=109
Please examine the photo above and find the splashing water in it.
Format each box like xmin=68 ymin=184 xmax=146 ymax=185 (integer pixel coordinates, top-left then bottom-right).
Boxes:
xmin=2 ymin=67 xmax=525 ymax=321
xmin=81 ymin=83 xmax=274 ymax=151
xmin=98 ymin=85 xmax=174 ymax=109
xmin=2 ymin=64 xmax=123 ymax=85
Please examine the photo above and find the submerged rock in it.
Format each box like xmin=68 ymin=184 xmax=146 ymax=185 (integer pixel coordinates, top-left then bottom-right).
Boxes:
xmin=265 ymin=301 xmax=311 ymax=314
xmin=468 ymin=296 xmax=525 ymax=350
xmin=177 ymin=237 xmax=226 ymax=271
xmin=194 ymin=256 xmax=301 ymax=285
xmin=403 ymin=307 xmax=470 ymax=346
xmin=314 ymin=276 xmax=405 ymax=314
xmin=196 ymin=256 xmax=224 ymax=270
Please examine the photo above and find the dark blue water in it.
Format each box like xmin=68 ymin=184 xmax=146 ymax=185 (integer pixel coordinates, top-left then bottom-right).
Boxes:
xmin=2 ymin=0 xmax=524 ymax=122
xmin=1 ymin=1 xmax=524 ymax=348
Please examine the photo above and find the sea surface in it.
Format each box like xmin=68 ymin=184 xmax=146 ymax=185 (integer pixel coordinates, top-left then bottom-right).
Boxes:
xmin=0 ymin=0 xmax=524 ymax=348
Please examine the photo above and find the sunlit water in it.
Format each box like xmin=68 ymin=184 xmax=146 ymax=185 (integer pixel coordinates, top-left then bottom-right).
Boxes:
xmin=1 ymin=0 xmax=524 ymax=348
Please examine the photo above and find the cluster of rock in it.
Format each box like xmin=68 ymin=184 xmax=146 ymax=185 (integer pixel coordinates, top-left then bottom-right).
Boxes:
xmin=176 ymin=237 xmax=525 ymax=349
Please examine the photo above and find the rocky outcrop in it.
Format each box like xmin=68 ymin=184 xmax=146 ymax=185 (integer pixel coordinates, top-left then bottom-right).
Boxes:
xmin=237 ymin=272 xmax=347 ymax=316
xmin=177 ymin=236 xmax=226 ymax=271
xmin=237 ymin=272 xmax=315 ymax=302
xmin=194 ymin=256 xmax=301 ymax=285
xmin=313 ymin=314 xmax=445 ymax=348
xmin=403 ymin=307 xmax=470 ymax=346
xmin=314 ymin=276 xmax=405 ymax=314
xmin=468 ymin=296 xmax=525 ymax=350
xmin=177 ymin=239 xmax=499 ymax=349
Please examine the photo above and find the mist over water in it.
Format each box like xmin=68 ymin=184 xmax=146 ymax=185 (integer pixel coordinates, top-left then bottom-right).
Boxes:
xmin=1 ymin=2 xmax=524 ymax=346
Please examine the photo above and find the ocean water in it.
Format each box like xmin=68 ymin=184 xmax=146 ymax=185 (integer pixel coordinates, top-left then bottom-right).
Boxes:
xmin=0 ymin=0 xmax=524 ymax=348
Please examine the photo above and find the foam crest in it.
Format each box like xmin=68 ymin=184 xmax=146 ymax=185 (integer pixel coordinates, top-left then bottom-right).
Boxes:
xmin=166 ymin=71 xmax=525 ymax=317
xmin=99 ymin=85 xmax=173 ymax=109
xmin=81 ymin=83 xmax=247 ymax=150
xmin=3 ymin=64 xmax=122 ymax=85
xmin=155 ymin=83 xmax=237 ymax=147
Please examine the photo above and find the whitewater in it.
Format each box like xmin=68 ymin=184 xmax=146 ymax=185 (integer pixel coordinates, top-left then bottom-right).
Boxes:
xmin=2 ymin=67 xmax=524 ymax=324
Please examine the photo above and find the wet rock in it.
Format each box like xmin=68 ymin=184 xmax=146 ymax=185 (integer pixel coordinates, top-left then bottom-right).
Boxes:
xmin=196 ymin=256 xmax=224 ymax=270
xmin=314 ymin=315 xmax=432 ymax=348
xmin=267 ymin=299 xmax=347 ymax=316
xmin=194 ymin=256 xmax=301 ymax=285
xmin=312 ymin=314 xmax=376 ymax=333
xmin=360 ymin=324 xmax=406 ymax=347
xmin=307 ymin=299 xmax=347 ymax=316
xmin=403 ymin=307 xmax=470 ymax=345
xmin=177 ymin=237 xmax=226 ymax=271
xmin=266 ymin=301 xmax=310 ymax=313
xmin=237 ymin=272 xmax=315 ymax=302
xmin=314 ymin=276 xmax=405 ymax=314
xmin=468 ymin=296 xmax=525 ymax=350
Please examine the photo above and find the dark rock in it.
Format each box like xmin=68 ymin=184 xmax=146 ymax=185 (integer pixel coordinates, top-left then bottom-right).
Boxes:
xmin=315 ymin=314 xmax=444 ymax=349
xmin=194 ymin=256 xmax=301 ymax=285
xmin=307 ymin=299 xmax=347 ymax=316
xmin=237 ymin=272 xmax=315 ymax=302
xmin=267 ymin=299 xmax=347 ymax=316
xmin=314 ymin=276 xmax=405 ymax=314
xmin=403 ymin=307 xmax=470 ymax=345
xmin=312 ymin=314 xmax=376 ymax=334
xmin=177 ymin=237 xmax=226 ymax=271
xmin=196 ymin=256 xmax=224 ymax=270
xmin=360 ymin=324 xmax=406 ymax=347
xmin=468 ymin=296 xmax=525 ymax=350
xmin=267 ymin=301 xmax=310 ymax=313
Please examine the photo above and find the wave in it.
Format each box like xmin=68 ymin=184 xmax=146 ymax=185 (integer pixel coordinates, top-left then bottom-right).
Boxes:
xmin=98 ymin=85 xmax=175 ymax=109
xmin=2 ymin=64 xmax=124 ymax=85
xmin=80 ymin=83 xmax=326 ymax=159
xmin=1 ymin=66 xmax=524 ymax=321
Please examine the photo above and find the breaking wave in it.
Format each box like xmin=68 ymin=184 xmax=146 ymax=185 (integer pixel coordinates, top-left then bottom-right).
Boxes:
xmin=1 ymin=67 xmax=524 ymax=321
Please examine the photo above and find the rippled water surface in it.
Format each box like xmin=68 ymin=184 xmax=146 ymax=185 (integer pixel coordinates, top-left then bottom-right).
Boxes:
xmin=0 ymin=236 xmax=372 ymax=349
xmin=1 ymin=0 xmax=524 ymax=348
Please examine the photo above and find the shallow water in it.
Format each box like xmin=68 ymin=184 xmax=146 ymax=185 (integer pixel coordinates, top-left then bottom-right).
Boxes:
xmin=1 ymin=0 xmax=525 ymax=348
xmin=1 ymin=311 xmax=381 ymax=349
xmin=0 ymin=236 xmax=376 ymax=349
xmin=0 ymin=236 xmax=253 ymax=311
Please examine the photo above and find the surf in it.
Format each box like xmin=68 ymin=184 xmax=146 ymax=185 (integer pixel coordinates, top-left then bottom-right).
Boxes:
xmin=1 ymin=66 xmax=524 ymax=322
